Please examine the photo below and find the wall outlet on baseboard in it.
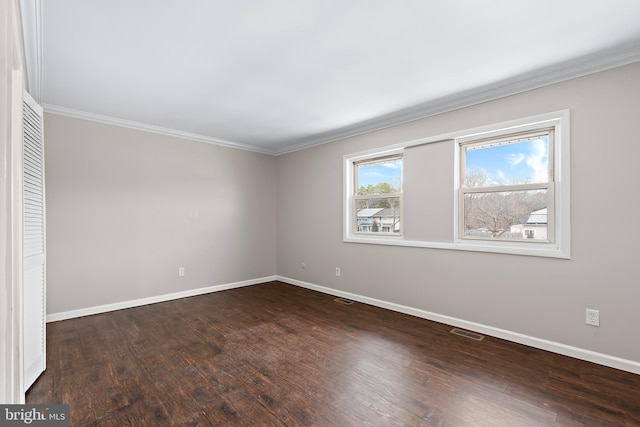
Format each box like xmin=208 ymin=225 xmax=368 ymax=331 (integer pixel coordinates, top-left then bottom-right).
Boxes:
xmin=178 ymin=267 xmax=185 ymax=277
xmin=586 ymin=308 xmax=599 ymax=326
xmin=335 ymin=267 xmax=341 ymax=277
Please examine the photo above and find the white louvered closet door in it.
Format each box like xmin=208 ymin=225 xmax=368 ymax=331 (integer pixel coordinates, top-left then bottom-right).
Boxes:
xmin=22 ymin=90 xmax=46 ymax=391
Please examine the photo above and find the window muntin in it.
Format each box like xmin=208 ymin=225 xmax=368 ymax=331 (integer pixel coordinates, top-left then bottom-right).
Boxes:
xmin=460 ymin=129 xmax=554 ymax=243
xmin=353 ymin=155 xmax=402 ymax=235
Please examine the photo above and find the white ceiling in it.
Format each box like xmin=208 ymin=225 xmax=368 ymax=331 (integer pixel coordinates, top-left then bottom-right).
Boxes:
xmin=22 ymin=0 xmax=640 ymax=154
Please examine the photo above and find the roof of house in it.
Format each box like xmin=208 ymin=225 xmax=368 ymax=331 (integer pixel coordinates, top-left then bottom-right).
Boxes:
xmin=525 ymin=208 xmax=547 ymax=225
xmin=356 ymin=208 xmax=384 ymax=218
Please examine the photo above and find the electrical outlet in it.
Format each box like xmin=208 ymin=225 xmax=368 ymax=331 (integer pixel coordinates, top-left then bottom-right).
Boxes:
xmin=178 ymin=267 xmax=185 ymax=277
xmin=586 ymin=308 xmax=599 ymax=326
xmin=301 ymin=262 xmax=306 ymax=269
xmin=335 ymin=267 xmax=341 ymax=277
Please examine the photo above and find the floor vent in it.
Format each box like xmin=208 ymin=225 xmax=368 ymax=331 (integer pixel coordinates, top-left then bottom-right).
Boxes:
xmin=334 ymin=298 xmax=355 ymax=305
xmin=450 ymin=328 xmax=484 ymax=341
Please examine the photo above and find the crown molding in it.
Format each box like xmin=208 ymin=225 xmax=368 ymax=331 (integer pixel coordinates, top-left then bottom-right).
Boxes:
xmin=37 ymin=38 xmax=640 ymax=157
xmin=273 ymin=40 xmax=640 ymax=155
xmin=42 ymin=104 xmax=275 ymax=155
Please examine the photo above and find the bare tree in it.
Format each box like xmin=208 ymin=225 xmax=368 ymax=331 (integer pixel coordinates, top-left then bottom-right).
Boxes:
xmin=463 ymin=170 xmax=546 ymax=237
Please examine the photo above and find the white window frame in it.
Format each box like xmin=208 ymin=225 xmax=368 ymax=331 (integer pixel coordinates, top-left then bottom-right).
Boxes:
xmin=344 ymin=110 xmax=570 ymax=259
xmin=344 ymin=147 xmax=404 ymax=242
xmin=454 ymin=110 xmax=570 ymax=258
xmin=458 ymin=127 xmax=555 ymax=243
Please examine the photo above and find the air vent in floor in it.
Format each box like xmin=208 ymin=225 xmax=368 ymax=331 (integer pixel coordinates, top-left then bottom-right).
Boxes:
xmin=450 ymin=328 xmax=484 ymax=341
xmin=334 ymin=298 xmax=354 ymax=305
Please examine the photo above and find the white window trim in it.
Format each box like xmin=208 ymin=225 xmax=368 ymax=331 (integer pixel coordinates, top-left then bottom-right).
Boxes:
xmin=353 ymin=154 xmax=403 ymax=236
xmin=344 ymin=109 xmax=570 ymax=259
xmin=344 ymin=147 xmax=404 ymax=240
xmin=454 ymin=110 xmax=570 ymax=258
xmin=458 ymin=127 xmax=555 ymax=244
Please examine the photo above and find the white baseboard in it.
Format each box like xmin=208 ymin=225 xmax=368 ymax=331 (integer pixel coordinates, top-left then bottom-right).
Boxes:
xmin=46 ymin=276 xmax=277 ymax=323
xmin=277 ymin=276 xmax=640 ymax=376
xmin=46 ymin=275 xmax=640 ymax=375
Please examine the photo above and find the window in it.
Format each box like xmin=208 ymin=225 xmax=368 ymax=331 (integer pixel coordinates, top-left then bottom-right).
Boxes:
xmin=344 ymin=110 xmax=569 ymax=258
xmin=459 ymin=128 xmax=554 ymax=242
xmin=351 ymin=153 xmax=403 ymax=235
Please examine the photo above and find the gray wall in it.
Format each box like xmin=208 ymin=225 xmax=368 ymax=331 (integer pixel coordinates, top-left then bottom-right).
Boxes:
xmin=44 ymin=62 xmax=640 ymax=366
xmin=276 ymin=61 xmax=640 ymax=363
xmin=45 ymin=114 xmax=277 ymax=314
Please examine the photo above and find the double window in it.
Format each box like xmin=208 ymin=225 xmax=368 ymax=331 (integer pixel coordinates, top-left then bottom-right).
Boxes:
xmin=344 ymin=110 xmax=570 ymax=258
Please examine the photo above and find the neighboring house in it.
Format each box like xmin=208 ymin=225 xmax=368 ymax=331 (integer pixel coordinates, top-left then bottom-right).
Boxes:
xmin=356 ymin=208 xmax=383 ymax=232
xmin=511 ymin=208 xmax=548 ymax=239
xmin=356 ymin=208 xmax=400 ymax=233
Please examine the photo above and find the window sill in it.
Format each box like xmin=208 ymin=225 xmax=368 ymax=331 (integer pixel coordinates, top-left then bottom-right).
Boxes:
xmin=343 ymin=236 xmax=570 ymax=259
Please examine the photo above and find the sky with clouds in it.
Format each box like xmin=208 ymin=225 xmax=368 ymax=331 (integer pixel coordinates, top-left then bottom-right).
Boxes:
xmin=465 ymin=137 xmax=549 ymax=185
xmin=357 ymin=158 xmax=402 ymax=189
xmin=356 ymin=136 xmax=548 ymax=190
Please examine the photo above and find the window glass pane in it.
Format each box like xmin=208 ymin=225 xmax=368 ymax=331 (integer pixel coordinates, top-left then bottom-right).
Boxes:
xmin=464 ymin=136 xmax=549 ymax=187
xmin=355 ymin=197 xmax=401 ymax=233
xmin=356 ymin=158 xmax=402 ymax=195
xmin=463 ymin=190 xmax=548 ymax=240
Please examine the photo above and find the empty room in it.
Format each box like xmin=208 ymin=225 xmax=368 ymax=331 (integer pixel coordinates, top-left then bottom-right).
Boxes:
xmin=3 ymin=0 xmax=640 ymax=425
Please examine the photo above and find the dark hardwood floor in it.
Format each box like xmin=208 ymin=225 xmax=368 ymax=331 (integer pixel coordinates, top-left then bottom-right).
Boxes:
xmin=27 ymin=281 xmax=640 ymax=426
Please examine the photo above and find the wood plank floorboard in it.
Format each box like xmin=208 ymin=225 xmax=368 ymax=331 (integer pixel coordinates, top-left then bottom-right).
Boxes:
xmin=26 ymin=281 xmax=640 ymax=426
